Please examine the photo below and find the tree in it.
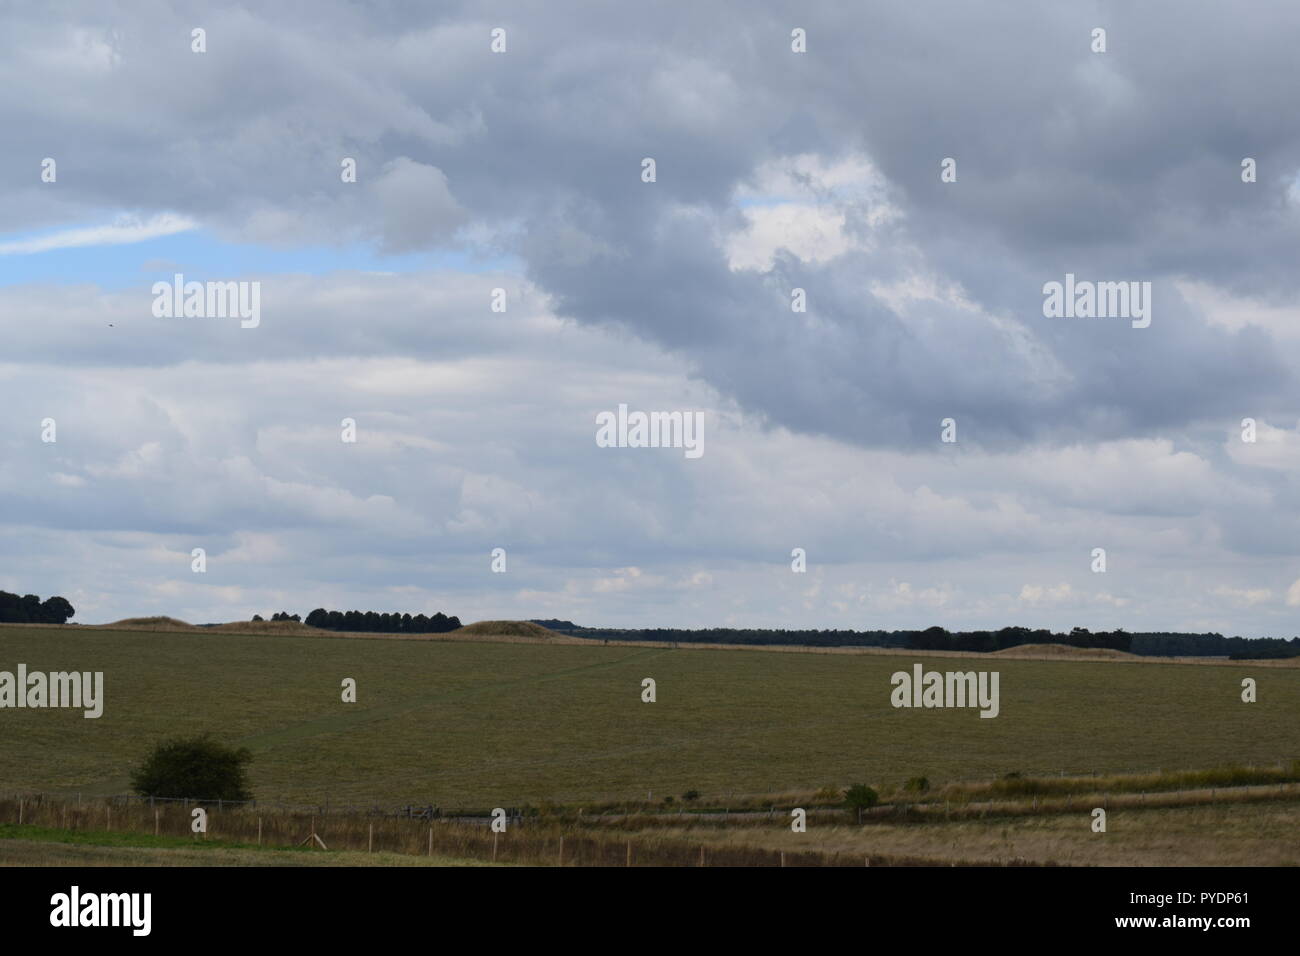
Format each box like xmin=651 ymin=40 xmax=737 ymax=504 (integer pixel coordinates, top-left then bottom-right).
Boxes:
xmin=39 ymin=595 xmax=75 ymax=624
xmin=19 ymin=594 xmax=41 ymax=621
xmin=843 ymin=783 xmax=879 ymax=823
xmin=130 ymin=733 xmax=254 ymax=801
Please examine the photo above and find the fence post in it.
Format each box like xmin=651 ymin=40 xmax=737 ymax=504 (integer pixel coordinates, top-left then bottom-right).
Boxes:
xmin=17 ymin=799 xmax=21 ymax=825
xmin=368 ymin=823 xmax=373 ymax=854
xmin=427 ymin=827 xmax=432 ymax=857
xmin=154 ymin=810 xmax=159 ymax=836
xmin=626 ymin=841 xmax=632 ymax=867
xmin=258 ymin=817 xmax=263 ymax=846
xmin=558 ymin=835 xmax=564 ymax=866
xmin=492 ymin=831 xmax=499 ymax=863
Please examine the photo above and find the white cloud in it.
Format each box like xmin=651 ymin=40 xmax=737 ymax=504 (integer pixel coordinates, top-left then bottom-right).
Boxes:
xmin=0 ymin=213 xmax=196 ymax=255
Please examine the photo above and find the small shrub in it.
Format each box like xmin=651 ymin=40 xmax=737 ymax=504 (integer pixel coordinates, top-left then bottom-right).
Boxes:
xmin=843 ymin=784 xmax=879 ymax=818
xmin=682 ymin=789 xmax=700 ymax=802
xmin=904 ymin=776 xmax=930 ymax=793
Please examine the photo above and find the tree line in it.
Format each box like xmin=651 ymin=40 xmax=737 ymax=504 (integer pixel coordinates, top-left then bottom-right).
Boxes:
xmin=539 ymin=622 xmax=1299 ymax=659
xmin=301 ymin=608 xmax=462 ymax=633
xmin=0 ymin=590 xmax=75 ymax=624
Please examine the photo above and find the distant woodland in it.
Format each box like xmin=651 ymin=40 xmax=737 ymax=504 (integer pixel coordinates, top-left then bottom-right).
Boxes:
xmin=530 ymin=620 xmax=1300 ymax=660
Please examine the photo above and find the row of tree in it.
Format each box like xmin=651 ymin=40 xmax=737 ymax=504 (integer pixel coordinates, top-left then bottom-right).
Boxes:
xmin=0 ymin=590 xmax=75 ymax=624
xmin=302 ymin=608 xmax=462 ymax=633
xmin=553 ymin=623 xmax=1300 ymax=658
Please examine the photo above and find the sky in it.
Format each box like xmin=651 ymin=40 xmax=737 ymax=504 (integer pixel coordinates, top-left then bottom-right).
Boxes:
xmin=2 ymin=2 xmax=1300 ymax=636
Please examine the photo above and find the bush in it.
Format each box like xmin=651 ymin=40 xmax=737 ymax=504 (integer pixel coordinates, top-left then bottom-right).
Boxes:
xmin=130 ymin=733 xmax=254 ymax=801
xmin=904 ymin=775 xmax=930 ymax=793
xmin=843 ymin=783 xmax=879 ymax=814
xmin=682 ymin=789 xmax=700 ymax=802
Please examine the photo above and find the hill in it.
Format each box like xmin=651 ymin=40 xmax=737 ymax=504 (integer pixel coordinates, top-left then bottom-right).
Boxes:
xmin=1 ymin=623 xmax=1296 ymax=808
xmin=100 ymin=616 xmax=196 ymax=630
xmin=456 ymin=620 xmax=564 ymax=639
xmin=988 ymin=643 xmax=1139 ymax=661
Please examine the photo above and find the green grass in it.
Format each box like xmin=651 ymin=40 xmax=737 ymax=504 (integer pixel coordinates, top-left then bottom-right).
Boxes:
xmin=1 ymin=626 xmax=1296 ymax=807
xmin=0 ymin=821 xmax=302 ymax=852
xmin=0 ymin=825 xmax=492 ymax=866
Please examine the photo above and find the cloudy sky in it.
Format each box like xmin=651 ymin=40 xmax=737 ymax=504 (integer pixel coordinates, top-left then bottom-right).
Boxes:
xmin=3 ymin=2 xmax=1300 ymax=636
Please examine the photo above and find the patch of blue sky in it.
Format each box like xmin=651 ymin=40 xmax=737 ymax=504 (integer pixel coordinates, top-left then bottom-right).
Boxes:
xmin=0 ymin=226 xmax=520 ymax=289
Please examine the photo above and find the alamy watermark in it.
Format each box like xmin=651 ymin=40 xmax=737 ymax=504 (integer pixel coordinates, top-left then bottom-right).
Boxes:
xmin=595 ymin=404 xmax=703 ymax=459
xmin=152 ymin=273 xmax=260 ymax=328
xmin=50 ymin=886 xmax=150 ymax=936
xmin=890 ymin=663 xmax=999 ymax=718
xmin=0 ymin=665 xmax=103 ymax=718
xmin=1042 ymin=273 xmax=1150 ymax=328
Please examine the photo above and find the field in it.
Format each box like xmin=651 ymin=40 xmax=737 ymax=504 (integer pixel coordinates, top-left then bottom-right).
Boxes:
xmin=1 ymin=624 xmax=1296 ymax=809
xmin=0 ymin=825 xmax=493 ymax=867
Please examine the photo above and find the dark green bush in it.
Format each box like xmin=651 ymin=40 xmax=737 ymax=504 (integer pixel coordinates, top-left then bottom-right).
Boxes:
xmin=843 ymin=784 xmax=879 ymax=812
xmin=130 ymin=733 xmax=254 ymax=801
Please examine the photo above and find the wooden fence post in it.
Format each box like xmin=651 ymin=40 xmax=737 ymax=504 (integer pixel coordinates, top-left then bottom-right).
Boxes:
xmin=368 ymin=823 xmax=373 ymax=854
xmin=257 ymin=817 xmax=262 ymax=846
xmin=558 ymin=835 xmax=564 ymax=866
xmin=428 ymin=827 xmax=433 ymax=857
xmin=492 ymin=831 xmax=499 ymax=863
xmin=154 ymin=810 xmax=160 ymax=836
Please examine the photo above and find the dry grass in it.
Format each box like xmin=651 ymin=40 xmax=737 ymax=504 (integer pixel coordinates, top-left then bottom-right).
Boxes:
xmin=632 ymin=799 xmax=1300 ymax=866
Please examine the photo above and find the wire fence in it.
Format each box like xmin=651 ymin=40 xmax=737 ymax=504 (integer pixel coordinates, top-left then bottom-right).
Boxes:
xmin=0 ymin=791 xmax=1042 ymax=867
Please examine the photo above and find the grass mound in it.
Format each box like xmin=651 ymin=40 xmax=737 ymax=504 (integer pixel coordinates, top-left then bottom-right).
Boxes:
xmin=211 ymin=620 xmax=320 ymax=633
xmin=100 ymin=616 xmax=194 ymax=630
xmin=989 ymin=643 xmax=1138 ymax=660
xmin=457 ymin=620 xmax=562 ymax=639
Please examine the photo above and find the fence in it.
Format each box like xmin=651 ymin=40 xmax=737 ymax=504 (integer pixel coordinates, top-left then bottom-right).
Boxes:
xmin=0 ymin=792 xmax=1040 ymax=867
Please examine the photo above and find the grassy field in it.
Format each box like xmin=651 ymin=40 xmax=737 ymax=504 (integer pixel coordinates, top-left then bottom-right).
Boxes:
xmin=0 ymin=625 xmax=1296 ymax=808
xmin=0 ymin=825 xmax=492 ymax=867
xmin=621 ymin=799 xmax=1300 ymax=867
